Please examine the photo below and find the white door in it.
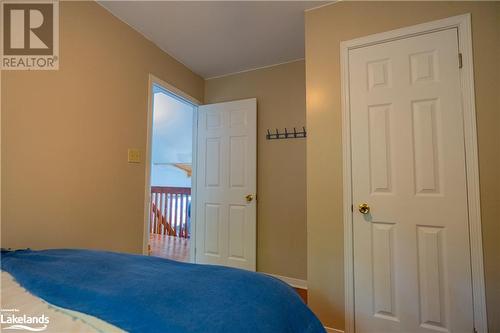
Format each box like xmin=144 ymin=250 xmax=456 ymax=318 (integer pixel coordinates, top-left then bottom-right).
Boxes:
xmin=349 ymin=29 xmax=474 ymax=332
xmin=195 ymin=98 xmax=257 ymax=271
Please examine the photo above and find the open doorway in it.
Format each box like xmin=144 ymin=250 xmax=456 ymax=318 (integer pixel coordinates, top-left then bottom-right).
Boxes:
xmin=147 ymin=81 xmax=197 ymax=262
xmin=144 ymin=76 xmax=257 ymax=270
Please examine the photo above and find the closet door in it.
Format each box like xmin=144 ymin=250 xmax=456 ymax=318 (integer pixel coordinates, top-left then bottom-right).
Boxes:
xmin=349 ymin=29 xmax=473 ymax=332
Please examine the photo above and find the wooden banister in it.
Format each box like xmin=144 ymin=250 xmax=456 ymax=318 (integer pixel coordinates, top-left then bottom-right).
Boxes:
xmin=151 ymin=186 xmax=191 ymax=195
xmin=150 ymin=186 xmax=191 ymax=239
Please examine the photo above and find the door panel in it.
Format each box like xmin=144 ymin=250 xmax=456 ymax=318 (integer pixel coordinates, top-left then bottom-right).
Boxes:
xmin=196 ymin=98 xmax=257 ymax=271
xmin=228 ymin=204 xmax=246 ymax=259
xmin=229 ymin=136 xmax=247 ymax=188
xmin=412 ymin=99 xmax=441 ymax=194
xmin=368 ymin=103 xmax=393 ymax=193
xmin=205 ymin=139 xmax=221 ymax=187
xmin=203 ymin=203 xmax=221 ymax=257
xmin=349 ymin=29 xmax=473 ymax=332
xmin=417 ymin=226 xmax=447 ymax=329
xmin=372 ymin=222 xmax=397 ymax=319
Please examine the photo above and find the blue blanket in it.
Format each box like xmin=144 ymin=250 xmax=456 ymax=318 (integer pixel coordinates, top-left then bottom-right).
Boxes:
xmin=1 ymin=249 xmax=325 ymax=333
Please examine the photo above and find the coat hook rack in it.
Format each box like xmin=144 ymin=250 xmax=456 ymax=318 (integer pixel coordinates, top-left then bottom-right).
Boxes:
xmin=266 ymin=127 xmax=307 ymax=140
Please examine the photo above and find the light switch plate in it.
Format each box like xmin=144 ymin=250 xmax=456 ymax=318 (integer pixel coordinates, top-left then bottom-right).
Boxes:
xmin=128 ymin=149 xmax=141 ymax=163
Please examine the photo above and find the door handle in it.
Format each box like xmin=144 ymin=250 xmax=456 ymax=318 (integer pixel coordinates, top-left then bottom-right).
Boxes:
xmin=358 ymin=203 xmax=370 ymax=214
xmin=245 ymin=194 xmax=255 ymax=203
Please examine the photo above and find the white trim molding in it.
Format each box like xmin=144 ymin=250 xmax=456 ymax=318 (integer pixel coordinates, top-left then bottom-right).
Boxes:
xmin=324 ymin=326 xmax=344 ymax=333
xmin=205 ymin=58 xmax=304 ymax=80
xmin=304 ymin=1 xmax=338 ymax=13
xmin=340 ymin=14 xmax=487 ymax=333
xmin=266 ymin=273 xmax=307 ymax=290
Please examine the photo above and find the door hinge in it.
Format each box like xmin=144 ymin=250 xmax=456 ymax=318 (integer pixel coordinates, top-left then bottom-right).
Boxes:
xmin=351 ymin=204 xmax=354 ymax=212
xmin=458 ymin=53 xmax=463 ymax=69
xmin=473 ymin=327 xmax=477 ymax=333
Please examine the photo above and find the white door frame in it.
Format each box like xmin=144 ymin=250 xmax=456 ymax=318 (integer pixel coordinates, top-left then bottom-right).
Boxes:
xmin=340 ymin=14 xmax=487 ymax=333
xmin=143 ymin=74 xmax=201 ymax=263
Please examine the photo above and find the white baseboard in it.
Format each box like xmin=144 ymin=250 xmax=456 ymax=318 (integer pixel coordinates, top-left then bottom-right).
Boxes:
xmin=324 ymin=326 xmax=344 ymax=333
xmin=265 ymin=273 xmax=307 ymax=289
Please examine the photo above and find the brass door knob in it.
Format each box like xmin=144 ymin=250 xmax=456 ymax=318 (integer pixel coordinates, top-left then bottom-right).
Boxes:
xmin=359 ymin=203 xmax=370 ymax=214
xmin=245 ymin=194 xmax=255 ymax=203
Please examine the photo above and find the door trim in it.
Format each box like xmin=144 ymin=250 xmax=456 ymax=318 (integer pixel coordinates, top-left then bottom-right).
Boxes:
xmin=340 ymin=14 xmax=487 ymax=333
xmin=143 ymin=74 xmax=200 ymax=263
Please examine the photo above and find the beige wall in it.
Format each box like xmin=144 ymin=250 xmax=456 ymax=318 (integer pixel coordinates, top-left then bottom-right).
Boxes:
xmin=205 ymin=60 xmax=307 ymax=280
xmin=1 ymin=2 xmax=204 ymax=253
xmin=305 ymin=1 xmax=500 ymax=331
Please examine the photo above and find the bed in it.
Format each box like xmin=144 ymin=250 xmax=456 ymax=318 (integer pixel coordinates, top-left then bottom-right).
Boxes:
xmin=1 ymin=249 xmax=325 ymax=333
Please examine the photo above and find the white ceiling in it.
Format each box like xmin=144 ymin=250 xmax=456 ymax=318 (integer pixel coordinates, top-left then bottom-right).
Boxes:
xmin=98 ymin=1 xmax=329 ymax=79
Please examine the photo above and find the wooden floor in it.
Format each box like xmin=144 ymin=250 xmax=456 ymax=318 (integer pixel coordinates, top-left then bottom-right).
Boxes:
xmin=294 ymin=288 xmax=308 ymax=304
xmin=149 ymin=234 xmax=190 ymax=262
